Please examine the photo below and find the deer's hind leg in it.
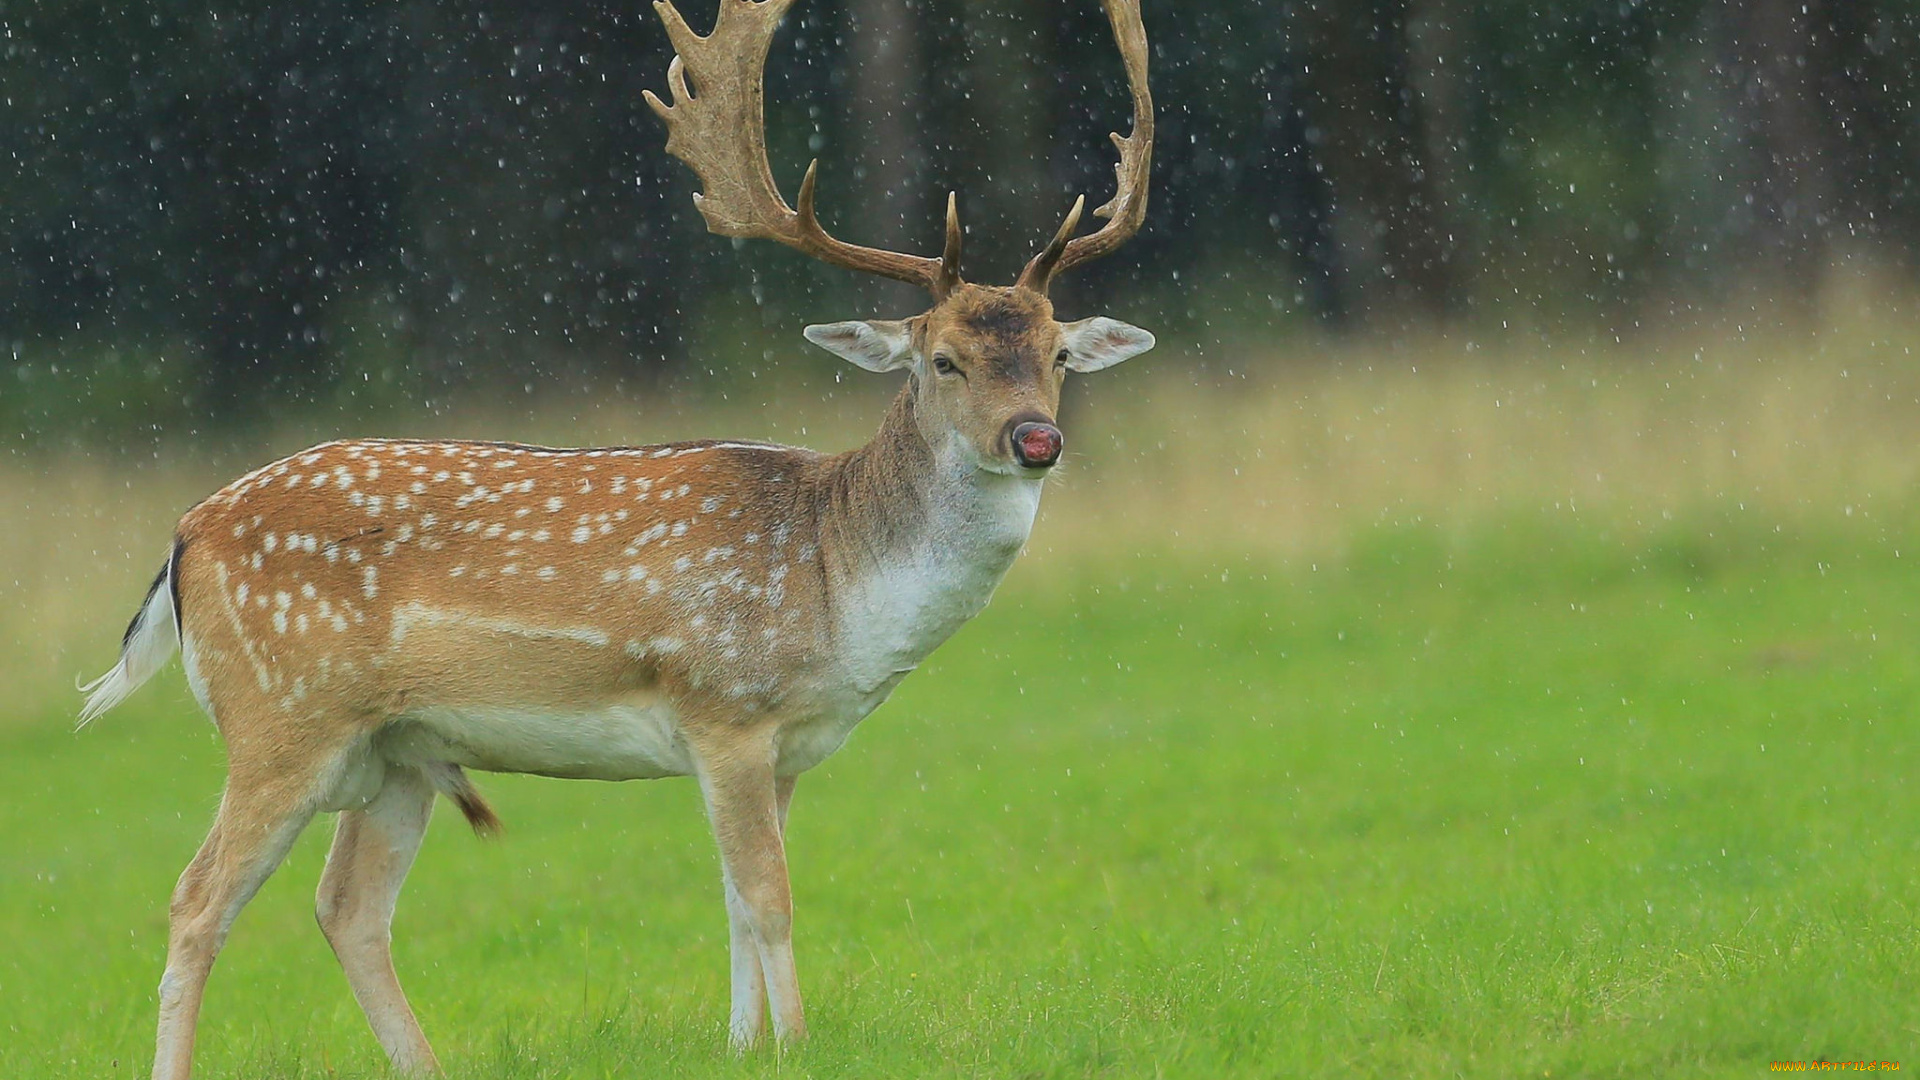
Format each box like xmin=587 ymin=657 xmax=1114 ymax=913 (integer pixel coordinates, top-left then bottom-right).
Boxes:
xmin=316 ymin=762 xmax=441 ymax=1075
xmin=153 ymin=719 xmax=353 ymax=1080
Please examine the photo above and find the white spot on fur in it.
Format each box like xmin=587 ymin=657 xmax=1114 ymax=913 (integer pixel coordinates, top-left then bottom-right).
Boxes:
xmin=388 ymin=601 xmax=611 ymax=649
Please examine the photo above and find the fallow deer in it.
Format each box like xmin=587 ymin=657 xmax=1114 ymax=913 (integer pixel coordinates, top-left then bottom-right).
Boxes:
xmin=80 ymin=1 xmax=1155 ymax=1075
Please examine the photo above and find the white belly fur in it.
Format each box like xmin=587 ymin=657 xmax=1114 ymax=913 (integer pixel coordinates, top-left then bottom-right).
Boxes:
xmin=382 ymin=695 xmax=695 ymax=781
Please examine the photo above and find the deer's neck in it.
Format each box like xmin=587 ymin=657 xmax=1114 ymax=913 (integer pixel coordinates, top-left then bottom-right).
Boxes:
xmin=818 ymin=386 xmax=1043 ymax=681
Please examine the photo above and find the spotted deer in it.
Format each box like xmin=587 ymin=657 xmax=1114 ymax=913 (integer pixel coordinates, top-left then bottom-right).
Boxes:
xmin=80 ymin=0 xmax=1154 ymax=1075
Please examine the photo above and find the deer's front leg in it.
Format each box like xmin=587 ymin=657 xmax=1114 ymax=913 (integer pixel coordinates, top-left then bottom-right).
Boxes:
xmin=695 ymin=736 xmax=805 ymax=1051
xmin=719 ymin=773 xmax=799 ymax=1048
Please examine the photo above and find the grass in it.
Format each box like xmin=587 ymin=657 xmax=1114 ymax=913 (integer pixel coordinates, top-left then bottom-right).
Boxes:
xmin=3 ymin=516 xmax=1916 ymax=1077
xmin=4 ymin=300 xmax=1920 ymax=1076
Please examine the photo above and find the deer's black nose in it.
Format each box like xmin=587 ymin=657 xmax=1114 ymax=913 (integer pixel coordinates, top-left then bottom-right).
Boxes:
xmin=1011 ymin=421 xmax=1063 ymax=469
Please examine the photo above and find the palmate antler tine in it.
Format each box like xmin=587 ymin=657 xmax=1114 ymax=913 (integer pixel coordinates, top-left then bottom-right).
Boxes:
xmin=1017 ymin=0 xmax=1154 ymax=294
xmin=646 ymin=0 xmax=960 ymax=296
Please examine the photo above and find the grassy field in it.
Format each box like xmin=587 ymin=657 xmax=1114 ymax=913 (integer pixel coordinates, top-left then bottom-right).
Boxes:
xmin=4 ymin=310 xmax=1918 ymax=1076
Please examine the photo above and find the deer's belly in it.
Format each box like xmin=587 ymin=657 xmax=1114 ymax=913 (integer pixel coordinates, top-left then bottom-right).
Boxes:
xmin=383 ymin=695 xmax=693 ymax=780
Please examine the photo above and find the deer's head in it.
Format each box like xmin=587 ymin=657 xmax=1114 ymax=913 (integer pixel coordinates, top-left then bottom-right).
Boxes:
xmin=645 ymin=0 xmax=1157 ymax=476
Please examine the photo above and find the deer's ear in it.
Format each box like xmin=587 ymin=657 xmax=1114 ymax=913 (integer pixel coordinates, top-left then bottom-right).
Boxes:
xmin=1059 ymin=317 xmax=1156 ymax=372
xmin=803 ymin=320 xmax=914 ymax=372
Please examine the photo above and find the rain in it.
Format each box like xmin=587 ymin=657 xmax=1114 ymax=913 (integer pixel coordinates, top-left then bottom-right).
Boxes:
xmin=3 ymin=1 xmax=1915 ymax=1076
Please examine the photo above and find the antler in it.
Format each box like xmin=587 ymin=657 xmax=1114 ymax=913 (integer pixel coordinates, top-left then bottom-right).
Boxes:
xmin=1017 ymin=0 xmax=1154 ymax=295
xmin=643 ymin=0 xmax=962 ymax=296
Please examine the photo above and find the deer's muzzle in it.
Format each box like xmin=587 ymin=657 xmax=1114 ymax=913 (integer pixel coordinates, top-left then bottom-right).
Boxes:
xmin=1011 ymin=420 xmax=1063 ymax=469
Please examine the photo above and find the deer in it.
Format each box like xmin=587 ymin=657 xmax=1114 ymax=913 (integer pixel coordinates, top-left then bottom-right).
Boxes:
xmin=78 ymin=1 xmax=1154 ymax=1076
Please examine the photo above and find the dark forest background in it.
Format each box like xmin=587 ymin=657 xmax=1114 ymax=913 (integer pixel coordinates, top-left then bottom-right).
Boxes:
xmin=4 ymin=0 xmax=1919 ymax=436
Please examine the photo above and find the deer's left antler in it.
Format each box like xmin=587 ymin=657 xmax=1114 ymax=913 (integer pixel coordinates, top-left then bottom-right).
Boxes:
xmin=1016 ymin=0 xmax=1154 ymax=295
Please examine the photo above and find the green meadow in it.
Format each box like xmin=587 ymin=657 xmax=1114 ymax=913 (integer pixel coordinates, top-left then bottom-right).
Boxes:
xmin=3 ymin=312 xmax=1917 ymax=1077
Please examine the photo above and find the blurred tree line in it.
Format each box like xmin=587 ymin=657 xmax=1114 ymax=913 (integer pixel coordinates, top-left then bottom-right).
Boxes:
xmin=3 ymin=0 xmax=1918 ymax=431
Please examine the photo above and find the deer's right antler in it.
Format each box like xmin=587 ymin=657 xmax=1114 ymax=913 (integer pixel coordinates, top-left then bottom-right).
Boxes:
xmin=643 ymin=0 xmax=963 ymax=297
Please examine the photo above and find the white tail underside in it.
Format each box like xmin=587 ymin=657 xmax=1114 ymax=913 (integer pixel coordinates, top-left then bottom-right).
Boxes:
xmin=77 ymin=560 xmax=180 ymax=727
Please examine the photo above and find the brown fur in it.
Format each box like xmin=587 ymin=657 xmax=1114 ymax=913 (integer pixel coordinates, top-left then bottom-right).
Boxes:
xmin=175 ymin=436 xmax=834 ymax=731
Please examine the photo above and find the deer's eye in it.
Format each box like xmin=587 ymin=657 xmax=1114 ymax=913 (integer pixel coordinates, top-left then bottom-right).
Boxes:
xmin=1055 ymin=348 xmax=1071 ymax=367
xmin=933 ymin=354 xmax=958 ymax=375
